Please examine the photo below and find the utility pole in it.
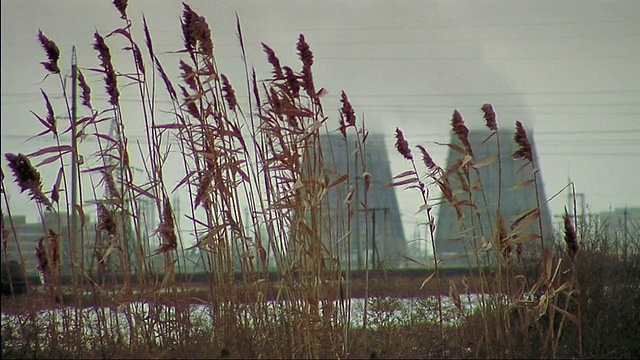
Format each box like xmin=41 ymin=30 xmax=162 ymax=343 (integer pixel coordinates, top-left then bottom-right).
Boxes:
xmin=358 ymin=207 xmax=388 ymax=270
xmin=70 ymin=46 xmax=79 ymax=286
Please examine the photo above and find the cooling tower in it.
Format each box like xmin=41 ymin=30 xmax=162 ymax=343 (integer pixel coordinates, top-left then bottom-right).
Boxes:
xmin=320 ymin=133 xmax=406 ymax=269
xmin=434 ymin=129 xmax=554 ymax=267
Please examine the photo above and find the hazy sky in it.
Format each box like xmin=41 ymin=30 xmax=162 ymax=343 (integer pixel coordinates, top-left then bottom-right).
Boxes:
xmin=2 ymin=1 xmax=639 ymax=237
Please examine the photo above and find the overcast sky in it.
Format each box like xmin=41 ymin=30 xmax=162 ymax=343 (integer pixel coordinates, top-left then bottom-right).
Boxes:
xmin=2 ymin=1 xmax=639 ymax=237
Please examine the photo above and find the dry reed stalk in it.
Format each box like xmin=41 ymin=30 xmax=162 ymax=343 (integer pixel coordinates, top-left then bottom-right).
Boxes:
xmin=393 ymin=127 xmax=445 ymax=349
xmin=497 ymin=212 xmax=512 ymax=261
xmin=449 ymin=280 xmax=463 ymax=313
xmin=1 ymin=209 xmax=7 ymax=255
xmin=512 ymin=121 xmax=545 ymax=251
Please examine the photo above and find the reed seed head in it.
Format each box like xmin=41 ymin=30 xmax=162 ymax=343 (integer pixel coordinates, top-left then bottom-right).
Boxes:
xmin=97 ymin=203 xmax=118 ymax=237
xmin=37 ymin=30 xmax=60 ymax=74
xmin=416 ymin=145 xmax=436 ymax=170
xmin=40 ymin=89 xmax=57 ymax=135
xmin=513 ymin=121 xmax=533 ymax=162
xmin=5 ymin=153 xmax=52 ymax=209
xmin=113 ymin=0 xmax=128 ymax=20
xmin=481 ymin=103 xmax=497 ymax=131
xmin=93 ymin=32 xmax=119 ymax=106
xmin=262 ymin=43 xmax=283 ymax=79
xmin=132 ymin=44 xmax=145 ymax=74
xmin=283 ymin=66 xmax=300 ymax=98
xmin=47 ymin=229 xmax=60 ymax=271
xmin=221 ymin=74 xmax=237 ymax=112
xmin=451 ymin=110 xmax=473 ymax=155
xmin=36 ymin=236 xmax=49 ymax=275
xmin=180 ymin=85 xmax=201 ymax=119
xmin=339 ymin=91 xmax=355 ymax=138
xmin=394 ymin=128 xmax=413 ymax=161
xmin=156 ymin=196 xmax=177 ymax=253
xmin=181 ymin=3 xmax=213 ymax=58
xmin=77 ymin=69 xmax=92 ymax=109
xmin=296 ymin=34 xmax=316 ymax=99
xmin=563 ymin=208 xmax=580 ymax=260
xmin=179 ymin=60 xmax=198 ymax=91
xmin=340 ymin=91 xmax=356 ymax=127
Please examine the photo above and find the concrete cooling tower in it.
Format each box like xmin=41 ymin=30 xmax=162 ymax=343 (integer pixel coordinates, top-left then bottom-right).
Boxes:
xmin=434 ymin=129 xmax=554 ymax=267
xmin=319 ymin=133 xmax=406 ymax=269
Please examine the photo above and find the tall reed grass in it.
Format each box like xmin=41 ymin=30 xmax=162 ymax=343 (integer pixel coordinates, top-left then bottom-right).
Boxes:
xmin=2 ymin=2 xmax=638 ymax=359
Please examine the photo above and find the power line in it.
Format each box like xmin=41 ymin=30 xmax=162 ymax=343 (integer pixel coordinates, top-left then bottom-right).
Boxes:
xmin=240 ymin=19 xmax=639 ymax=33
xmin=318 ymin=55 xmax=640 ymax=61
xmin=341 ymin=90 xmax=640 ymax=98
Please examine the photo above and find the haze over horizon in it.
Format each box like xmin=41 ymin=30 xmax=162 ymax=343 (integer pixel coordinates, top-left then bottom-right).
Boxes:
xmin=2 ymin=1 xmax=639 ymax=239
